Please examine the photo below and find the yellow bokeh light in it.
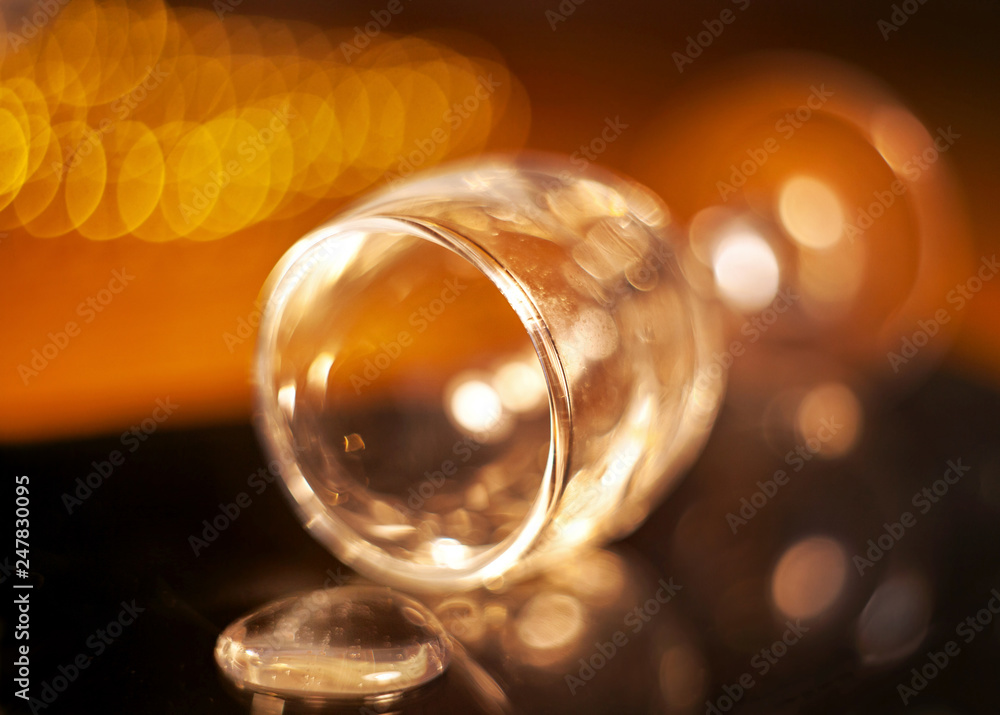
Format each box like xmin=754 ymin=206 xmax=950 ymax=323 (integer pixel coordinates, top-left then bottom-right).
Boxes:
xmin=5 ymin=78 xmax=52 ymax=179
xmin=0 ymin=109 xmax=29 ymax=205
xmin=78 ymin=120 xmax=165 ymax=240
xmin=0 ymin=0 xmax=523 ymax=241
xmin=2 ymin=128 xmax=62 ymax=230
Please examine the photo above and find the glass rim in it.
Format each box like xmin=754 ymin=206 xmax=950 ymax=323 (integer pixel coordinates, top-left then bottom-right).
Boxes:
xmin=254 ymin=214 xmax=572 ymax=591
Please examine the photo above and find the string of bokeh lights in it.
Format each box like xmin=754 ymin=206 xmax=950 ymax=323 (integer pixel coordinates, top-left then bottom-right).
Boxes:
xmin=0 ymin=0 xmax=526 ymax=241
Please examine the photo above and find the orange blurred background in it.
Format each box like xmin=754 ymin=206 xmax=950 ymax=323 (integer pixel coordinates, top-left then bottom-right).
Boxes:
xmin=2 ymin=0 xmax=998 ymax=442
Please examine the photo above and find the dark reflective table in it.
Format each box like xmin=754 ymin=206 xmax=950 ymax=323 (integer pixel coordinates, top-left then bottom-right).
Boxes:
xmin=3 ymin=368 xmax=999 ymax=714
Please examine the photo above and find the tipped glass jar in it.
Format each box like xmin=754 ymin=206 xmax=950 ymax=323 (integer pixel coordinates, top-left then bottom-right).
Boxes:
xmin=254 ymin=155 xmax=723 ymax=592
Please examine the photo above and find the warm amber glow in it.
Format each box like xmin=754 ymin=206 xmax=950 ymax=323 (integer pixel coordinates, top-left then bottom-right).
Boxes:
xmin=771 ymin=536 xmax=847 ymax=620
xmin=778 ymin=175 xmax=845 ymax=250
xmin=0 ymin=0 xmax=530 ymax=443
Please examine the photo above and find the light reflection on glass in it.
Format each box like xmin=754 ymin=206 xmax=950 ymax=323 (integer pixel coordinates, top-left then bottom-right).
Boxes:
xmin=256 ymin=157 xmax=722 ymax=591
xmin=494 ymin=356 xmax=547 ymax=414
xmin=568 ymin=306 xmax=620 ymax=361
xmin=447 ymin=373 xmax=506 ymax=438
xmin=306 ymin=352 xmax=335 ymax=397
xmin=430 ymin=536 xmax=471 ymax=569
xmin=277 ymin=381 xmax=296 ymax=421
xmin=363 ymin=671 xmax=402 ymax=683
